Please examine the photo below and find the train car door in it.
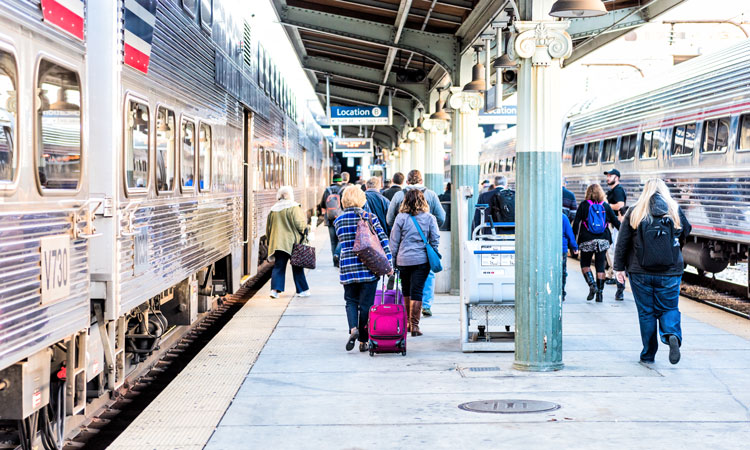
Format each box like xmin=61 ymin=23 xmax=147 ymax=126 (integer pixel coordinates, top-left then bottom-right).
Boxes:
xmin=243 ymin=110 xmax=254 ymax=276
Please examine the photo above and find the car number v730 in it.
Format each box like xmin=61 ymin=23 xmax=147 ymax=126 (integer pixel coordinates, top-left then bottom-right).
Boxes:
xmin=40 ymin=235 xmax=71 ymax=304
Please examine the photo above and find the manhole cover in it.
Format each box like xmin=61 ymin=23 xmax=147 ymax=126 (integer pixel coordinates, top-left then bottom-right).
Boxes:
xmin=458 ymin=400 xmax=560 ymax=414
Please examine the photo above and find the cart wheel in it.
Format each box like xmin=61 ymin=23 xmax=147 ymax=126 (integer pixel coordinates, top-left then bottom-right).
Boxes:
xmin=401 ymin=350 xmax=407 ymax=356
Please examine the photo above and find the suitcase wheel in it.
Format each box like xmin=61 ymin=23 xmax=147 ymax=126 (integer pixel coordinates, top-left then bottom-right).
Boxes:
xmin=401 ymin=350 xmax=406 ymax=356
xmin=369 ymin=350 xmax=374 ymax=357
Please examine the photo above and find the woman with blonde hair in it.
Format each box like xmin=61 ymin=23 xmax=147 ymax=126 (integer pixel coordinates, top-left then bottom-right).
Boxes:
xmin=334 ymin=186 xmax=392 ymax=352
xmin=389 ymin=189 xmax=440 ymax=336
xmin=572 ymin=183 xmax=621 ymax=302
xmin=614 ymin=178 xmax=691 ymax=365
xmin=266 ymin=186 xmax=310 ymax=299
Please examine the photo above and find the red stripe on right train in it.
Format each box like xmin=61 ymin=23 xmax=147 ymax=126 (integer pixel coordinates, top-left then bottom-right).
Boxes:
xmin=692 ymin=224 xmax=750 ymax=236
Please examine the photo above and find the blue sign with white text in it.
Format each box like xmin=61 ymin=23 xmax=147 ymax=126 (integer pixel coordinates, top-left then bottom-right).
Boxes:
xmin=330 ymin=105 xmax=391 ymax=125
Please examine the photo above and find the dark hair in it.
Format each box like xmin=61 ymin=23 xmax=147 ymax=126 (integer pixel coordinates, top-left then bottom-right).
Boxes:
xmin=392 ymin=172 xmax=405 ymax=185
xmin=407 ymin=170 xmax=423 ymax=185
xmin=445 ymin=182 xmax=451 ymax=191
xmin=399 ymin=189 xmax=429 ymax=215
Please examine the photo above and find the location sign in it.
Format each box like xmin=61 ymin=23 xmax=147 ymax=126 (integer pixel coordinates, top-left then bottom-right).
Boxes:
xmin=329 ymin=106 xmax=391 ymax=125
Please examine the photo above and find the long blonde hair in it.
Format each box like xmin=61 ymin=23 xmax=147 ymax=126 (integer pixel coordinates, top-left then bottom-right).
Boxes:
xmin=629 ymin=178 xmax=681 ymax=229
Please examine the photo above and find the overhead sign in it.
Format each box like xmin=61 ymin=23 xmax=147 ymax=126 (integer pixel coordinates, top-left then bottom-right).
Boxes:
xmin=479 ymin=104 xmax=517 ymax=125
xmin=330 ymin=106 xmax=391 ymax=125
xmin=333 ymin=138 xmax=373 ymax=153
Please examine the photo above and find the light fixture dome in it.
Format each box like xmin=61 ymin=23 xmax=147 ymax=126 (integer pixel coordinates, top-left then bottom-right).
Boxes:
xmin=429 ymin=98 xmax=451 ymax=121
xmin=549 ymin=0 xmax=607 ymax=18
xmin=493 ymin=53 xmax=517 ymax=69
xmin=463 ymin=62 xmax=485 ymax=92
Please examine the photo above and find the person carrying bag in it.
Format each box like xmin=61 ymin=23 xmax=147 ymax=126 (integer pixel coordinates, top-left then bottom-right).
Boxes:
xmin=389 ymin=189 xmax=440 ymax=337
xmin=266 ymin=186 xmax=311 ymax=299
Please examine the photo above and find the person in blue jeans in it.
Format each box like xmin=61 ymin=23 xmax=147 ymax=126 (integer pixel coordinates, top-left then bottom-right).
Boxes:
xmin=614 ymin=178 xmax=691 ymax=365
xmin=562 ymin=213 xmax=578 ymax=302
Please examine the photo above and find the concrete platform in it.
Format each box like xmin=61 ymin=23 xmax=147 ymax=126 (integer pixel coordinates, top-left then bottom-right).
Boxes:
xmin=113 ymin=229 xmax=750 ymax=449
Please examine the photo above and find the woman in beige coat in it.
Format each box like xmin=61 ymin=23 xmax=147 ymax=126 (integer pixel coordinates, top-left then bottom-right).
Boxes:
xmin=266 ymin=186 xmax=310 ymax=299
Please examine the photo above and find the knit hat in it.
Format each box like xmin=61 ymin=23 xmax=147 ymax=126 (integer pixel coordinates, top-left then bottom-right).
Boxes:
xmin=332 ymin=173 xmax=342 ymax=182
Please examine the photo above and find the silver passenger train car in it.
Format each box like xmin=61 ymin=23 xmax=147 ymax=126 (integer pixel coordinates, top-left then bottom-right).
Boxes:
xmin=480 ymin=40 xmax=750 ymax=291
xmin=0 ymin=0 xmax=328 ymax=446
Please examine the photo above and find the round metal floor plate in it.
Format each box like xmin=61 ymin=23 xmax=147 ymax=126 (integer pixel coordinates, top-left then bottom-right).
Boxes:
xmin=458 ymin=399 xmax=561 ymax=414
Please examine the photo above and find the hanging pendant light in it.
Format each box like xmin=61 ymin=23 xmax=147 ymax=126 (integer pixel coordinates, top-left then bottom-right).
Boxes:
xmin=463 ymin=46 xmax=486 ymax=92
xmin=414 ymin=117 xmax=425 ymax=134
xmin=549 ymin=0 xmax=607 ymax=18
xmin=49 ymin=88 xmax=79 ymax=111
xmin=429 ymin=98 xmax=451 ymax=121
xmin=493 ymin=53 xmax=517 ymax=69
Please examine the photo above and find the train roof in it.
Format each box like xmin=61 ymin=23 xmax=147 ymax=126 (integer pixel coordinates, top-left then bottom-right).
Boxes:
xmin=566 ymin=39 xmax=750 ymax=136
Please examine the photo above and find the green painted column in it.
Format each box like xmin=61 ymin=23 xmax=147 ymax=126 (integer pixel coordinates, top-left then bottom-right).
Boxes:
xmin=423 ymin=119 xmax=449 ymax=193
xmin=511 ymin=21 xmax=572 ymax=371
xmin=447 ymin=91 xmax=483 ymax=293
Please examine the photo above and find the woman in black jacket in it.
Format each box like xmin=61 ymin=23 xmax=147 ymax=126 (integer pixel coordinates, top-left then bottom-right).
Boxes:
xmin=614 ymin=178 xmax=691 ymax=365
xmin=572 ymin=183 xmax=620 ymax=302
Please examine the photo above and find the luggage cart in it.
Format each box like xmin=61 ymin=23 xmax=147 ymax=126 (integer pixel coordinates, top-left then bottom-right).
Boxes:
xmin=457 ymin=187 xmax=516 ymax=352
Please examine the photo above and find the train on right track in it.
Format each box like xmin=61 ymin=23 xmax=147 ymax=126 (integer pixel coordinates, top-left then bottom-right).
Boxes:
xmin=481 ymin=39 xmax=750 ymax=296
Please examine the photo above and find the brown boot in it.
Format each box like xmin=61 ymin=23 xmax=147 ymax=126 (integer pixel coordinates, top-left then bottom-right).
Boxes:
xmin=403 ymin=296 xmax=411 ymax=332
xmin=410 ymin=301 xmax=423 ymax=336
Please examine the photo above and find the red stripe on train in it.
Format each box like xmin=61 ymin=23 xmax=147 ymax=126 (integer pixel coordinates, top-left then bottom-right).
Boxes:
xmin=41 ymin=0 xmax=84 ymax=41
xmin=692 ymin=224 xmax=750 ymax=236
xmin=124 ymin=44 xmax=150 ymax=74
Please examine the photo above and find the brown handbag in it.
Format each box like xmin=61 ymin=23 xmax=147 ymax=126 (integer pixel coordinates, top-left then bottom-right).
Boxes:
xmin=352 ymin=213 xmax=391 ymax=276
xmin=290 ymin=229 xmax=316 ymax=269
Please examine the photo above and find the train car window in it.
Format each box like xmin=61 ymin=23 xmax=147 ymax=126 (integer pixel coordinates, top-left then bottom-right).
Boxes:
xmin=36 ymin=60 xmax=82 ymax=191
xmin=601 ymin=138 xmax=616 ymax=163
xmin=258 ymin=46 xmax=265 ymax=90
xmin=198 ymin=123 xmax=211 ymax=191
xmin=125 ymin=99 xmax=150 ymax=190
xmin=639 ymin=131 xmax=658 ymax=160
xmin=156 ymin=107 xmax=176 ymax=193
xmin=672 ymin=123 xmax=696 ymax=156
xmin=739 ymin=114 xmax=750 ymax=152
xmin=618 ymin=134 xmax=636 ymax=161
xmin=511 ymin=156 xmax=516 ymax=171
xmin=200 ymin=0 xmax=212 ymax=30
xmin=701 ymin=117 xmax=730 ymax=153
xmin=504 ymin=159 xmax=511 ymax=171
xmin=571 ymin=144 xmax=585 ymax=166
xmin=0 ymin=50 xmax=18 ymax=184
xmin=585 ymin=141 xmax=600 ymax=165
xmin=182 ymin=0 xmax=198 ymax=18
xmin=180 ymin=118 xmax=196 ymax=189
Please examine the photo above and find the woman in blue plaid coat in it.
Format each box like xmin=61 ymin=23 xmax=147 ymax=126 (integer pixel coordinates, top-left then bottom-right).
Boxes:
xmin=334 ymin=186 xmax=393 ymax=352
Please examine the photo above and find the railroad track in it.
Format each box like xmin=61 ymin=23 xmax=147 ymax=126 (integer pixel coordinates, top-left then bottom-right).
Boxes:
xmin=681 ymin=272 xmax=750 ymax=320
xmin=62 ymin=267 xmax=272 ymax=450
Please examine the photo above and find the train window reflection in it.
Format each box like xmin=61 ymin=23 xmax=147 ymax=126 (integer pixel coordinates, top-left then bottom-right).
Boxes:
xmin=181 ymin=119 xmax=195 ymax=189
xmin=672 ymin=123 xmax=696 ymax=156
xmin=125 ymin=99 xmax=150 ymax=190
xmin=156 ymin=107 xmax=175 ymax=193
xmin=639 ymin=131 xmax=657 ymax=160
xmin=585 ymin=141 xmax=599 ymax=165
xmin=618 ymin=135 xmax=636 ymax=161
xmin=37 ymin=60 xmax=81 ymax=191
xmin=702 ymin=117 xmax=730 ymax=153
xmin=198 ymin=123 xmax=211 ymax=190
xmin=571 ymin=144 xmax=585 ymax=166
xmin=0 ymin=50 xmax=17 ymax=184
xmin=601 ymin=138 xmax=616 ymax=163
xmin=739 ymin=115 xmax=750 ymax=152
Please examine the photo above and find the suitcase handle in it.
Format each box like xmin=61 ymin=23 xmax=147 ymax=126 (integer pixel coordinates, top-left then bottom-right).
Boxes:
xmin=380 ymin=270 xmax=401 ymax=305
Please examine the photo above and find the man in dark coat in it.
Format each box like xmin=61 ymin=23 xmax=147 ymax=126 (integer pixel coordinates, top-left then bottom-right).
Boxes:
xmin=472 ymin=176 xmax=508 ymax=233
xmin=382 ymin=172 xmax=404 ymax=201
xmin=363 ymin=177 xmax=391 ymax=236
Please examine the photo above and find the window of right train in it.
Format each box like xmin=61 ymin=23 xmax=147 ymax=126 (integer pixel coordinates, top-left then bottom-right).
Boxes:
xmin=739 ymin=115 xmax=750 ymax=152
xmin=671 ymin=123 xmax=696 ymax=156
xmin=701 ymin=116 xmax=730 ymax=153
xmin=639 ymin=130 xmax=659 ymax=160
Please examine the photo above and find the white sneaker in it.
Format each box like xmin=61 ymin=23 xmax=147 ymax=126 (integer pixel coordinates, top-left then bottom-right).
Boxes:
xmin=269 ymin=290 xmax=279 ymax=299
xmin=297 ymin=290 xmax=311 ymax=297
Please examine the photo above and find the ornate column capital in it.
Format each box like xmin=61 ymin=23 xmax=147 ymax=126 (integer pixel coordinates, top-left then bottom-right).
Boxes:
xmin=447 ymin=91 xmax=483 ymax=113
xmin=422 ymin=118 xmax=449 ymax=133
xmin=510 ymin=21 xmax=572 ymax=67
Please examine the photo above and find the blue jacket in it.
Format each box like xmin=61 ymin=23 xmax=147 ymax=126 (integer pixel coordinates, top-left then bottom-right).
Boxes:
xmin=563 ymin=213 xmax=578 ymax=254
xmin=364 ymin=189 xmax=391 ymax=235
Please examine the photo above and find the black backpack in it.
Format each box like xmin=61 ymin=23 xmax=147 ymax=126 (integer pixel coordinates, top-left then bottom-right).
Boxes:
xmin=490 ymin=189 xmax=516 ymax=223
xmin=637 ymin=215 xmax=679 ymax=271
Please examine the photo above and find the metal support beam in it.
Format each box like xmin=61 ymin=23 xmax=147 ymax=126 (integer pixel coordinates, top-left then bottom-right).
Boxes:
xmin=304 ymin=56 xmax=429 ymax=109
xmin=279 ymin=5 xmax=459 ymax=81
xmin=456 ymin=0 xmax=509 ymax=54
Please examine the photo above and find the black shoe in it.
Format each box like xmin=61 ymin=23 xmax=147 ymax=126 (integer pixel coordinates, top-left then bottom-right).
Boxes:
xmin=639 ymin=359 xmax=655 ymax=365
xmin=359 ymin=342 xmax=368 ymax=352
xmin=605 ymin=278 xmax=616 ymax=285
xmin=346 ymin=329 xmax=359 ymax=351
xmin=422 ymin=308 xmax=432 ymax=317
xmin=615 ymin=282 xmax=625 ymax=301
xmin=668 ymin=335 xmax=681 ymax=364
xmin=584 ymin=272 xmax=596 ymax=301
xmin=595 ymin=279 xmax=605 ymax=303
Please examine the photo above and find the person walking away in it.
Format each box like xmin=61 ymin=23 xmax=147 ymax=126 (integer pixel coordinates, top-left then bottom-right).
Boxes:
xmin=382 ymin=172 xmax=404 ymax=201
xmin=267 ymin=186 xmax=310 ymax=299
xmin=562 ymin=212 xmax=579 ymax=302
xmin=614 ymin=178 xmax=691 ymax=365
xmin=472 ymin=176 xmax=509 ymax=233
xmin=363 ymin=177 xmax=391 ymax=235
xmin=479 ymin=179 xmax=490 ymax=194
xmin=334 ymin=186 xmax=393 ymax=352
xmin=341 ymin=171 xmax=352 ymax=187
xmin=604 ymin=169 xmax=627 ymax=299
xmin=386 ymin=170 xmax=446 ymax=318
xmin=438 ymin=182 xmax=451 ymax=232
xmin=320 ymin=174 xmax=344 ymax=267
xmin=562 ymin=182 xmax=577 ymax=224
xmin=572 ymin=184 xmax=620 ymax=302
xmin=389 ymin=189 xmax=440 ymax=336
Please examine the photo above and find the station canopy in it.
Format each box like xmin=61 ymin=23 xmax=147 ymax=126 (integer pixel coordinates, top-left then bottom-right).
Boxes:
xmin=272 ymin=0 xmax=685 ymax=149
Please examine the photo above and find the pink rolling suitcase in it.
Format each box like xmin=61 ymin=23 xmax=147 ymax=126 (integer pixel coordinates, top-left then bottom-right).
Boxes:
xmin=368 ymin=275 xmax=407 ymax=356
